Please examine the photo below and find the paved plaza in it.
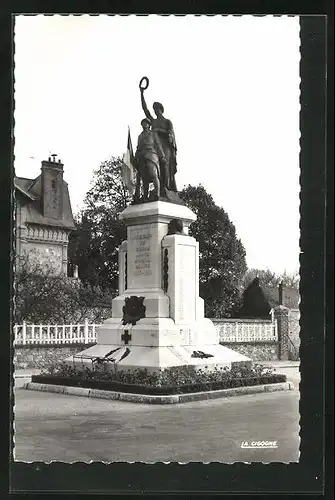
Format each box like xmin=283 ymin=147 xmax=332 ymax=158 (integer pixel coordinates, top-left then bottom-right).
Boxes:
xmin=13 ymin=380 xmax=300 ymax=463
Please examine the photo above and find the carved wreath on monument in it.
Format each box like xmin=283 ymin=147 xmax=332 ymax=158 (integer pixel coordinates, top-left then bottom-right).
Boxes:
xmin=122 ymin=296 xmax=146 ymax=326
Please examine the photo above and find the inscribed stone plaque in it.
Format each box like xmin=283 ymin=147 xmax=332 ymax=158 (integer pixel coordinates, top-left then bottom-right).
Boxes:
xmin=133 ymin=231 xmax=152 ymax=277
xmin=128 ymin=225 xmax=156 ymax=289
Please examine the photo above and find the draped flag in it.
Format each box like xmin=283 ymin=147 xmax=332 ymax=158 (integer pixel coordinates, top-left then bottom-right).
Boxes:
xmin=121 ymin=127 xmax=136 ymax=196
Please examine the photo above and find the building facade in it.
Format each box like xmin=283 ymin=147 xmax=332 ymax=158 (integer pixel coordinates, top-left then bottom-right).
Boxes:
xmin=15 ymin=155 xmax=76 ymax=275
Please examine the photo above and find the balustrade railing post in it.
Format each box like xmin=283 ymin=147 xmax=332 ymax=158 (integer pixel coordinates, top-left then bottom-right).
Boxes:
xmin=84 ymin=318 xmax=89 ymax=344
xmin=22 ymin=321 xmax=26 ymax=345
xmin=61 ymin=324 xmax=65 ymax=343
xmin=31 ymin=324 xmax=36 ymax=343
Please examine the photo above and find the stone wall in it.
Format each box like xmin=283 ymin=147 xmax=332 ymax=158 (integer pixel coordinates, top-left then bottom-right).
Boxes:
xmin=213 ymin=318 xmax=279 ymax=361
xmin=17 ymin=220 xmax=70 ymax=276
xmin=14 ymin=344 xmax=95 ymax=370
xmin=220 ymin=342 xmax=280 ymax=361
xmin=14 ymin=341 xmax=280 ymax=369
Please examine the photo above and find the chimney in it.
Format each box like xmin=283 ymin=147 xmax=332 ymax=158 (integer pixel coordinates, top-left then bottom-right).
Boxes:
xmin=41 ymin=154 xmax=64 ymax=219
xmin=279 ymin=281 xmax=284 ymax=305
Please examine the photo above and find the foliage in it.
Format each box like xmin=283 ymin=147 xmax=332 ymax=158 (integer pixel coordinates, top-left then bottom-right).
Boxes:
xmin=14 ymin=253 xmax=112 ymax=324
xmin=235 ymin=277 xmax=272 ymax=319
xmin=179 ymin=185 xmax=247 ymax=317
xmin=243 ymin=268 xmax=300 ymax=290
xmin=69 ymin=169 xmax=248 ymax=315
xmin=68 ymin=157 xmax=131 ymax=293
xmin=38 ymin=362 xmax=285 ymax=394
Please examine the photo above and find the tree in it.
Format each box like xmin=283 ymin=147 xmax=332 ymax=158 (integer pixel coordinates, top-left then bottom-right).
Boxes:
xmin=14 ymin=253 xmax=112 ymax=324
xmin=68 ymin=157 xmax=131 ymax=293
xmin=243 ymin=268 xmax=300 ymax=290
xmin=70 ymin=169 xmax=247 ymax=317
xmin=179 ymin=185 xmax=247 ymax=318
xmin=236 ymin=277 xmax=272 ymax=319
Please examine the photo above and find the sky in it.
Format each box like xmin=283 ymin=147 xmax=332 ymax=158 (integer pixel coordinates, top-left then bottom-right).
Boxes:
xmin=14 ymin=15 xmax=301 ymax=275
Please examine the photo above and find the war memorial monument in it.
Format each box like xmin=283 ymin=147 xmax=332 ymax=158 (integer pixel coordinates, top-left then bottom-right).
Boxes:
xmin=66 ymin=78 xmax=251 ymax=374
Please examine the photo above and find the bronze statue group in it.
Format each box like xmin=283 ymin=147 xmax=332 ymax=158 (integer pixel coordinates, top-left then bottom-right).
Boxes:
xmin=133 ymin=77 xmax=178 ymax=203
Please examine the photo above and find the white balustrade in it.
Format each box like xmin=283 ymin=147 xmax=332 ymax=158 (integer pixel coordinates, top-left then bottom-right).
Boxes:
xmin=13 ymin=320 xmax=102 ymax=345
xmin=14 ymin=316 xmax=278 ymax=346
xmin=217 ymin=317 xmax=278 ymax=343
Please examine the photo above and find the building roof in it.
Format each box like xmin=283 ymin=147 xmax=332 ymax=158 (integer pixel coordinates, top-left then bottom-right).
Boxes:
xmin=15 ymin=174 xmax=76 ymax=230
xmin=14 ymin=177 xmax=37 ymax=200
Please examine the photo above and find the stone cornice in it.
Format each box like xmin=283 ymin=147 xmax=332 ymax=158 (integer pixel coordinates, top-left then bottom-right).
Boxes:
xmin=26 ymin=224 xmax=69 ymax=243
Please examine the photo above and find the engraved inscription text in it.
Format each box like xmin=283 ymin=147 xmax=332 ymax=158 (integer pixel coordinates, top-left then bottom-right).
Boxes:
xmin=132 ymin=231 xmax=153 ymax=277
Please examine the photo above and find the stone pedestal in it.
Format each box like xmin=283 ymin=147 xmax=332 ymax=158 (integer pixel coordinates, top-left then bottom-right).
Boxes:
xmin=66 ymin=201 xmax=251 ymax=372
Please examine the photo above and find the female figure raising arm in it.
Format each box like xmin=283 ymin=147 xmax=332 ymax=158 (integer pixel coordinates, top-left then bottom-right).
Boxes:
xmin=139 ymin=77 xmax=177 ymax=194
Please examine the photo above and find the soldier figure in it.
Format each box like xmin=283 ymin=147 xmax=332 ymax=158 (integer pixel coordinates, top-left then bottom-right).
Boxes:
xmin=134 ymin=118 xmax=167 ymax=201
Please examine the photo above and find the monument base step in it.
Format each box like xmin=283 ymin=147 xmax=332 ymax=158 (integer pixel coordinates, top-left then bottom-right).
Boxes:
xmin=96 ymin=316 xmax=218 ymax=347
xmin=65 ymin=343 xmax=252 ymax=373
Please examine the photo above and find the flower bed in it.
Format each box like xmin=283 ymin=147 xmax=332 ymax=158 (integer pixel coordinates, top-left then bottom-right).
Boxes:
xmin=31 ymin=363 xmax=286 ymax=396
